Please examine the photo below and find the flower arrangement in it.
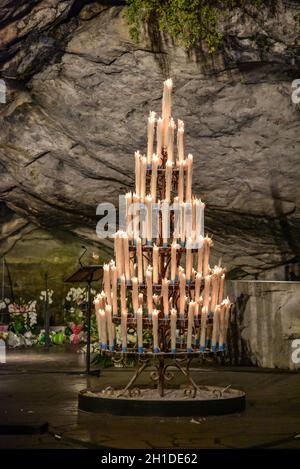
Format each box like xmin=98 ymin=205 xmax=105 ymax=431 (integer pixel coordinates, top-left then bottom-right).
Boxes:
xmin=39 ymin=289 xmax=54 ymax=304
xmin=8 ymin=299 xmax=38 ymax=334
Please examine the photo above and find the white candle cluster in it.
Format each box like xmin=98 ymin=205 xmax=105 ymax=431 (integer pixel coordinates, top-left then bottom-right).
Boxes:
xmin=94 ymin=79 xmax=231 ymax=354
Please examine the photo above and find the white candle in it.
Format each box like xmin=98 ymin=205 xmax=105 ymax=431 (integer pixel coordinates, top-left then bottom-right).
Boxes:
xmin=153 ymin=244 xmax=159 ymax=284
xmin=132 ymin=276 xmax=139 ymax=315
xmin=146 ymin=267 xmax=153 ymax=318
xmin=161 ymin=200 xmax=170 ymax=245
xmin=152 ymin=309 xmax=159 ymax=352
xmin=111 ymin=264 xmax=118 ymax=316
xmin=173 ymin=196 xmax=180 ymax=241
xmin=105 ymin=305 xmax=114 ymax=351
xmin=185 ymin=238 xmax=193 ymax=281
xmin=162 ymin=78 xmax=173 ymax=120
xmin=147 ymin=111 xmax=156 ymax=164
xmin=94 ymin=295 xmax=101 ymax=341
xmin=135 ymin=151 xmax=141 ymax=196
xmin=170 ymin=241 xmax=178 ymax=281
xmin=120 ymin=274 xmax=127 ymax=313
xmin=203 ymin=236 xmax=213 ymax=277
xmin=145 ymin=194 xmax=152 ymax=243
xmin=121 ymin=310 xmax=127 ymax=352
xmin=180 ymin=202 xmax=186 ymax=244
xmin=137 ymin=237 xmax=143 ymax=283
xmin=125 ymin=192 xmax=133 ymax=240
xmin=123 ymin=232 xmax=131 ymax=281
xmin=140 ymin=155 xmax=147 ymax=201
xmin=185 ymin=154 xmax=193 ymax=203
xmin=137 ymin=307 xmax=143 ymax=352
xmin=211 ymin=305 xmax=220 ymax=352
xmin=195 ymin=199 xmax=205 ymax=243
xmin=200 ymin=306 xmax=208 ymax=351
xmin=167 ymin=118 xmax=175 ymax=163
xmin=218 ymin=273 xmax=225 ymax=305
xmin=99 ymin=309 xmax=107 ymax=349
xmin=177 ymin=119 xmax=185 ymax=162
xmin=197 ymin=245 xmax=203 ymax=275
xmin=151 ymin=154 xmax=159 ymax=202
xmin=203 ymin=275 xmax=211 ymax=310
xmin=138 ymin=292 xmax=143 ymax=308
xmin=178 ymin=160 xmax=184 ymax=203
xmin=162 ymin=278 xmax=169 ymax=319
xmin=114 ymin=231 xmax=123 ymax=277
xmin=187 ymin=301 xmax=195 ymax=352
xmin=156 ymin=117 xmax=163 ymax=160
xmin=170 ymin=308 xmax=177 ymax=353
xmin=195 ymin=272 xmax=202 ymax=303
xmin=179 ymin=272 xmax=186 ymax=318
xmin=165 ymin=160 xmax=173 ymax=203
xmin=103 ymin=263 xmax=111 ymax=305
xmin=211 ymin=267 xmax=222 ymax=312
xmin=132 ymin=193 xmax=140 ymax=241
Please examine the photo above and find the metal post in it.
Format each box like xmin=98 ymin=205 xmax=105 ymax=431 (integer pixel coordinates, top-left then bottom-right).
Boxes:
xmin=86 ymin=280 xmax=92 ymax=373
xmin=44 ymin=272 xmax=50 ymax=351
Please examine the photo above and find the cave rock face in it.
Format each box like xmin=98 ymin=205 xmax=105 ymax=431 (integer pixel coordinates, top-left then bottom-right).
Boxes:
xmin=1 ymin=0 xmax=300 ymax=284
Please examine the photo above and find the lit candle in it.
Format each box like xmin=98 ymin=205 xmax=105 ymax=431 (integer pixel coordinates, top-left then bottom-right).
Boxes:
xmin=120 ymin=274 xmax=127 ymax=313
xmin=153 ymin=244 xmax=159 ymax=284
xmin=137 ymin=237 xmax=143 ymax=283
xmin=180 ymin=202 xmax=186 ymax=244
xmin=179 ymin=272 xmax=186 ymax=319
xmin=114 ymin=231 xmax=123 ymax=277
xmin=162 ymin=278 xmax=169 ymax=319
xmin=103 ymin=263 xmax=111 ymax=305
xmin=99 ymin=309 xmax=107 ymax=350
xmin=185 ymin=154 xmax=193 ymax=203
xmin=173 ymin=196 xmax=180 ymax=241
xmin=200 ymin=306 xmax=208 ymax=352
xmin=178 ymin=160 xmax=184 ymax=203
xmin=135 ymin=151 xmax=141 ymax=196
xmin=203 ymin=275 xmax=211 ymax=310
xmin=203 ymin=236 xmax=213 ymax=277
xmin=151 ymin=154 xmax=159 ymax=202
xmin=165 ymin=160 xmax=173 ymax=203
xmin=132 ymin=276 xmax=139 ymax=315
xmin=140 ymin=155 xmax=147 ymax=201
xmin=125 ymin=192 xmax=133 ymax=240
xmin=197 ymin=244 xmax=203 ymax=275
xmin=195 ymin=272 xmax=202 ymax=304
xmin=94 ymin=295 xmax=101 ymax=341
xmin=211 ymin=305 xmax=220 ymax=352
xmin=177 ymin=119 xmax=185 ymax=162
xmin=170 ymin=241 xmax=178 ymax=281
xmin=185 ymin=238 xmax=193 ymax=282
xmin=137 ymin=307 xmax=143 ymax=353
xmin=162 ymin=78 xmax=173 ymax=120
xmin=145 ymin=194 xmax=152 ymax=244
xmin=210 ymin=267 xmax=222 ymax=312
xmin=153 ymin=294 xmax=160 ymax=308
xmin=156 ymin=117 xmax=163 ymax=161
xmin=146 ymin=267 xmax=153 ymax=319
xmin=223 ymin=298 xmax=231 ymax=349
xmin=123 ymin=232 xmax=131 ymax=281
xmin=167 ymin=118 xmax=175 ymax=163
xmin=170 ymin=308 xmax=177 ymax=353
xmin=138 ymin=292 xmax=143 ymax=308
xmin=195 ymin=199 xmax=205 ymax=243
xmin=147 ymin=111 xmax=156 ymax=165
xmin=111 ymin=263 xmax=118 ymax=316
xmin=105 ymin=305 xmax=114 ymax=351
xmin=152 ymin=309 xmax=159 ymax=352
xmin=121 ymin=310 xmax=127 ymax=352
xmin=132 ymin=193 xmax=140 ymax=241
xmin=218 ymin=273 xmax=225 ymax=305
xmin=187 ymin=301 xmax=195 ymax=352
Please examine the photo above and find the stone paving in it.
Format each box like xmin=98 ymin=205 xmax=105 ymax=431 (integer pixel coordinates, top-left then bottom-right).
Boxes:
xmin=0 ymin=348 xmax=300 ymax=449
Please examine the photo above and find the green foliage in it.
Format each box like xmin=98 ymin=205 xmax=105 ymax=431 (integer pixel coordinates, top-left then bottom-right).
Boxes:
xmin=125 ymin=0 xmax=272 ymax=52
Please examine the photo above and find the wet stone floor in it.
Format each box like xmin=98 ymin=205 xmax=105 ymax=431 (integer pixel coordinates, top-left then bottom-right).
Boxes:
xmin=0 ymin=348 xmax=300 ymax=449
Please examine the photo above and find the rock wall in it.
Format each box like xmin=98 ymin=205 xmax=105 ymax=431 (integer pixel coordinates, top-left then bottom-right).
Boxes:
xmin=226 ymin=280 xmax=300 ymax=369
xmin=1 ymin=0 xmax=300 ymax=300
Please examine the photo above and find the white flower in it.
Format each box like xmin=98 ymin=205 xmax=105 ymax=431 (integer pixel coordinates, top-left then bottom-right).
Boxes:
xmin=0 ymin=301 xmax=6 ymax=311
xmin=4 ymin=298 xmax=10 ymax=304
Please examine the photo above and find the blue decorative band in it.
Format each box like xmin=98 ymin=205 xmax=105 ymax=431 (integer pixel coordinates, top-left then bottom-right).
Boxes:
xmin=211 ymin=345 xmax=216 ymax=352
xmin=153 ymin=347 xmax=160 ymax=353
xmin=138 ymin=346 xmax=143 ymax=353
xmin=110 ymin=345 xmax=114 ymax=352
xmin=194 ymin=339 xmax=200 ymax=346
xmin=200 ymin=346 xmax=205 ymax=352
xmin=122 ymin=347 xmax=127 ymax=353
xmin=187 ymin=347 xmax=193 ymax=353
xmin=171 ymin=349 xmax=177 ymax=354
xmin=101 ymin=343 xmax=107 ymax=350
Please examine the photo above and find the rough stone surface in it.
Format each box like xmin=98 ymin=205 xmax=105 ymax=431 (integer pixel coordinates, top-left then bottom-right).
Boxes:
xmin=0 ymin=1 xmax=300 ymax=293
xmin=226 ymin=280 xmax=300 ymax=369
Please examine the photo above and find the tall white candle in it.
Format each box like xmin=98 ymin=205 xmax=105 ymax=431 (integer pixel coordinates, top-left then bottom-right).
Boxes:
xmin=132 ymin=193 xmax=140 ymax=241
xmin=99 ymin=308 xmax=107 ymax=349
xmin=177 ymin=119 xmax=185 ymax=162
xmin=203 ymin=275 xmax=211 ymax=310
xmin=170 ymin=241 xmax=178 ymax=281
xmin=170 ymin=308 xmax=177 ymax=353
xmin=156 ymin=117 xmax=163 ymax=160
xmin=203 ymin=236 xmax=213 ymax=277
xmin=135 ymin=151 xmax=141 ymax=196
xmin=200 ymin=306 xmax=208 ymax=351
xmin=125 ymin=192 xmax=133 ymax=240
xmin=147 ymin=111 xmax=156 ymax=165
xmin=152 ymin=309 xmax=159 ymax=352
xmin=137 ymin=307 xmax=143 ymax=352
xmin=195 ymin=272 xmax=202 ymax=303
xmin=146 ymin=267 xmax=153 ymax=319
xmin=185 ymin=154 xmax=193 ymax=203
xmin=132 ymin=276 xmax=139 ymax=315
xmin=211 ymin=305 xmax=220 ymax=352
xmin=185 ymin=238 xmax=193 ymax=281
xmin=197 ymin=245 xmax=203 ymax=275
xmin=103 ymin=263 xmax=111 ymax=305
xmin=218 ymin=273 xmax=225 ymax=305
xmin=120 ymin=274 xmax=127 ymax=313
xmin=123 ymin=232 xmax=131 ymax=281
xmin=121 ymin=310 xmax=127 ymax=352
xmin=137 ymin=237 xmax=143 ymax=283
xmin=151 ymin=154 xmax=159 ymax=202
xmin=145 ymin=194 xmax=152 ymax=243
xmin=94 ymin=295 xmax=101 ymax=341
xmin=105 ymin=305 xmax=114 ymax=351
xmin=165 ymin=160 xmax=173 ymax=203
xmin=167 ymin=118 xmax=175 ymax=163
xmin=178 ymin=160 xmax=184 ymax=203
xmin=179 ymin=272 xmax=186 ymax=318
xmin=180 ymin=202 xmax=186 ymax=244
xmin=111 ymin=264 xmax=118 ymax=316
xmin=153 ymin=244 xmax=159 ymax=284
xmin=140 ymin=155 xmax=147 ymax=201
xmin=162 ymin=278 xmax=169 ymax=319
xmin=187 ymin=301 xmax=195 ymax=352
xmin=162 ymin=78 xmax=173 ymax=120
xmin=161 ymin=200 xmax=170 ymax=245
